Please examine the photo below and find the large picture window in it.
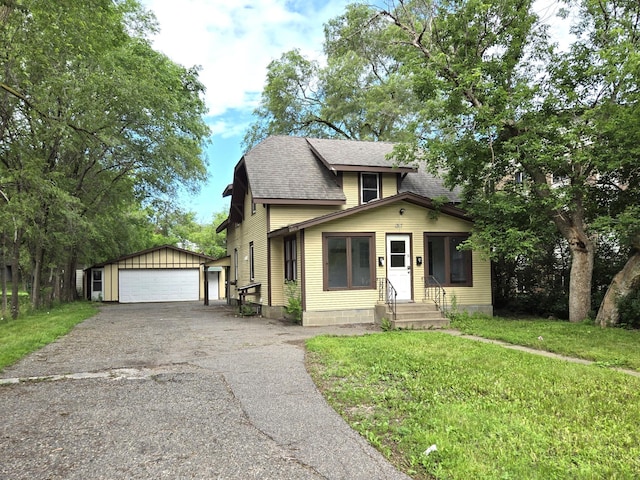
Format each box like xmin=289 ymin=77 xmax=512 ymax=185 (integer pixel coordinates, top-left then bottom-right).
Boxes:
xmin=323 ymin=233 xmax=375 ymax=290
xmin=425 ymin=234 xmax=472 ymax=287
xmin=360 ymin=173 xmax=380 ymax=203
xmin=284 ymin=235 xmax=297 ymax=281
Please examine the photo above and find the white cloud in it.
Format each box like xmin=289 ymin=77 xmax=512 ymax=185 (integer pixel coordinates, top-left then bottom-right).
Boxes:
xmin=140 ymin=0 xmax=349 ymax=117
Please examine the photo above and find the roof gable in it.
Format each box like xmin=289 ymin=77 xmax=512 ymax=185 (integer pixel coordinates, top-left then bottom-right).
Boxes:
xmin=306 ymin=137 xmax=416 ymax=173
xmin=90 ymin=244 xmax=216 ymax=268
xmin=244 ymin=136 xmax=345 ymax=204
xmin=268 ymin=192 xmax=471 ymax=238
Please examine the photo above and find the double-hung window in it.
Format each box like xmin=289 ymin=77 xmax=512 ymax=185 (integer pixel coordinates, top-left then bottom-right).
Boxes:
xmin=234 ymin=248 xmax=238 ymax=283
xmin=323 ymin=233 xmax=375 ymax=290
xmin=425 ymin=234 xmax=472 ymax=286
xmin=360 ymin=173 xmax=380 ymax=203
xmin=249 ymin=242 xmax=255 ymax=281
xmin=284 ymin=235 xmax=297 ymax=281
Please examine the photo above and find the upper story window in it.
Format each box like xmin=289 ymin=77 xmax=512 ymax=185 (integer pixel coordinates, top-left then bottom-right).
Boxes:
xmin=360 ymin=173 xmax=380 ymax=203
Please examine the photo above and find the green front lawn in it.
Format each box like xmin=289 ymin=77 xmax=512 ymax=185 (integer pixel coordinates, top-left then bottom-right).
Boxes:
xmin=451 ymin=313 xmax=640 ymax=371
xmin=306 ymin=331 xmax=640 ymax=479
xmin=0 ymin=302 xmax=98 ymax=371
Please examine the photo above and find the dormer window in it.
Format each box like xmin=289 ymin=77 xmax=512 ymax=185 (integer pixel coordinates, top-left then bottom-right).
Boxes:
xmin=361 ymin=173 xmax=380 ymax=203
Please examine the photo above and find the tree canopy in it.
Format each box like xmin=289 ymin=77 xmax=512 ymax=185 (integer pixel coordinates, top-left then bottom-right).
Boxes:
xmin=0 ymin=0 xmax=211 ymax=316
xmin=243 ymin=3 xmax=420 ymax=149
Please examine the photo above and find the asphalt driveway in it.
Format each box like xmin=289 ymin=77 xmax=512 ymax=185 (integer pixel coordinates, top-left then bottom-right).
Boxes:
xmin=0 ymin=302 xmax=411 ymax=480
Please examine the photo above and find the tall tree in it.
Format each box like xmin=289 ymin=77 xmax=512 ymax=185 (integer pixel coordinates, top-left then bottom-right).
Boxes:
xmin=0 ymin=0 xmax=210 ymax=314
xmin=244 ymin=3 xmax=419 ymax=149
xmin=380 ymin=0 xmax=640 ymax=322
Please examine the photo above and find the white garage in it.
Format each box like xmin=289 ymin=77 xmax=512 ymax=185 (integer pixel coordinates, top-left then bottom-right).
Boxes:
xmin=86 ymin=245 xmax=216 ymax=303
xmin=119 ymin=269 xmax=200 ymax=303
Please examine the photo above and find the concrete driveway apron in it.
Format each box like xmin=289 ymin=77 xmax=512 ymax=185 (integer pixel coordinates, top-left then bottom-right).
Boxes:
xmin=0 ymin=302 xmax=411 ymax=480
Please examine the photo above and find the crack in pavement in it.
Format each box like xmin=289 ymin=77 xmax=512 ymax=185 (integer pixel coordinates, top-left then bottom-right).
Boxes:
xmin=0 ymin=363 xmax=196 ymax=385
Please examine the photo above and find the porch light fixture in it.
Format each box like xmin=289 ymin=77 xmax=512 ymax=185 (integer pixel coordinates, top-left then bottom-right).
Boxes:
xmin=378 ymin=257 xmax=384 ymax=267
xmin=399 ymin=208 xmax=406 ymax=215
xmin=416 ymin=256 xmax=423 ymax=266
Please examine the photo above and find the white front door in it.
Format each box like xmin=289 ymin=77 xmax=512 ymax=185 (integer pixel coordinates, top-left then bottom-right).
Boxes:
xmin=387 ymin=234 xmax=412 ymax=301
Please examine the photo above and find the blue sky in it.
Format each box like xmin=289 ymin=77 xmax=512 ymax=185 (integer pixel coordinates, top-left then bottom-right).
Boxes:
xmin=139 ymin=0 xmax=354 ymax=222
xmin=139 ymin=0 xmax=569 ymax=223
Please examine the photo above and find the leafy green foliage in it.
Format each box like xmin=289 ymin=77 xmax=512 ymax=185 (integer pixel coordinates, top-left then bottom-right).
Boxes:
xmin=380 ymin=0 xmax=640 ymax=323
xmin=283 ymin=280 xmax=302 ymax=323
xmin=243 ymin=4 xmax=418 ymax=149
xmin=307 ymin=332 xmax=640 ymax=479
xmin=616 ymin=288 xmax=640 ymax=330
xmin=0 ymin=0 xmax=210 ymax=311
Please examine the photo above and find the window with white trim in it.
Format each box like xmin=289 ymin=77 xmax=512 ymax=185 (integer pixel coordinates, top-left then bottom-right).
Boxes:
xmin=360 ymin=173 xmax=380 ymax=203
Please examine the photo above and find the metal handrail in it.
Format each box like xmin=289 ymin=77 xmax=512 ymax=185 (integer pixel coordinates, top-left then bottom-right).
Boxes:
xmin=377 ymin=277 xmax=397 ymax=321
xmin=424 ymin=276 xmax=447 ymax=313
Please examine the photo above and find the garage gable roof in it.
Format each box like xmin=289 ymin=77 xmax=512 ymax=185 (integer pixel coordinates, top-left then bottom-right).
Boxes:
xmin=89 ymin=244 xmax=216 ymax=268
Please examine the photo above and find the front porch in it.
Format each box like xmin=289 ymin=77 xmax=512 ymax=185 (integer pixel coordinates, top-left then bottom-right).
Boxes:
xmin=375 ymin=276 xmax=450 ymax=329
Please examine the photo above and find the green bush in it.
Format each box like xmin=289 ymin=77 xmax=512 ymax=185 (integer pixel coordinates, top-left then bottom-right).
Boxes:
xmin=617 ymin=287 xmax=640 ymax=329
xmin=284 ymin=280 xmax=302 ymax=323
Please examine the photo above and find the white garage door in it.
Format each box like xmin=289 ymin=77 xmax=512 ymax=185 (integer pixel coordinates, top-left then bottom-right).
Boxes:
xmin=119 ymin=269 xmax=199 ymax=303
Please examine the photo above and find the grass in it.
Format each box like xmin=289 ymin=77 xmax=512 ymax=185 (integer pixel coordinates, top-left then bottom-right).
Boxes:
xmin=306 ymin=331 xmax=640 ymax=479
xmin=0 ymin=302 xmax=98 ymax=371
xmin=451 ymin=313 xmax=640 ymax=371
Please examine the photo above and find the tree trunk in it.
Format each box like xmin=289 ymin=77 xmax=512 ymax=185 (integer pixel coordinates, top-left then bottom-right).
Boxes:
xmin=10 ymin=229 xmax=21 ymax=319
xmin=62 ymin=253 xmax=78 ymax=302
xmin=596 ymin=251 xmax=640 ymax=327
xmin=1 ymin=233 xmax=7 ymax=316
xmin=568 ymin=240 xmax=594 ymax=322
xmin=31 ymin=244 xmax=43 ymax=309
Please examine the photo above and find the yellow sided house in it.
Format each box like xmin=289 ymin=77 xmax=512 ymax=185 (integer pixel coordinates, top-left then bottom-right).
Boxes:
xmin=217 ymin=136 xmax=493 ymax=327
xmin=85 ymin=245 xmax=216 ymax=303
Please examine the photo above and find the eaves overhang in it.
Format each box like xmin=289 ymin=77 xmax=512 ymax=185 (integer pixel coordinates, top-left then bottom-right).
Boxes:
xmin=252 ymin=197 xmax=345 ymax=206
xmin=267 ymin=192 xmax=471 ymax=238
xmin=215 ymin=218 xmax=230 ymax=234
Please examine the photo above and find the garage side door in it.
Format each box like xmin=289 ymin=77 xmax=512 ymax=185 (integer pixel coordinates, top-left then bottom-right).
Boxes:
xmin=119 ymin=269 xmax=199 ymax=303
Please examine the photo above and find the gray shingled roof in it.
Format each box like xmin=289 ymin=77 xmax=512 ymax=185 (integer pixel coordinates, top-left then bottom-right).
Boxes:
xmin=307 ymin=137 xmax=412 ymax=169
xmin=239 ymin=135 xmax=458 ymax=204
xmin=400 ymin=166 xmax=462 ymax=203
xmin=244 ymin=136 xmax=345 ymax=202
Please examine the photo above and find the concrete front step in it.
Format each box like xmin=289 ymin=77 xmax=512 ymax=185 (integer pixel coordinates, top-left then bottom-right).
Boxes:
xmin=375 ymin=302 xmax=449 ymax=329
xmin=392 ymin=318 xmax=450 ymax=329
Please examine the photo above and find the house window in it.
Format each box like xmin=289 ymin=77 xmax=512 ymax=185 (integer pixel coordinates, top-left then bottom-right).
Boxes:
xmin=234 ymin=248 xmax=238 ymax=283
xmin=425 ymin=234 xmax=472 ymax=287
xmin=284 ymin=235 xmax=297 ymax=281
xmin=249 ymin=242 xmax=255 ymax=281
xmin=360 ymin=173 xmax=380 ymax=203
xmin=92 ymin=270 xmax=102 ymax=292
xmin=323 ymin=233 xmax=375 ymax=290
